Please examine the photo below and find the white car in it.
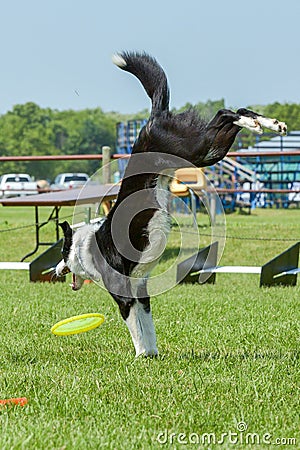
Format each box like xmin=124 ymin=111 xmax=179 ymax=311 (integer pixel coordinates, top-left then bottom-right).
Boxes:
xmin=51 ymin=173 xmax=90 ymax=190
xmin=0 ymin=173 xmax=38 ymax=198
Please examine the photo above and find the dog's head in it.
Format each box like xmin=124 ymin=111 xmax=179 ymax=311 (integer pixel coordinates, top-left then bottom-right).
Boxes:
xmin=55 ymin=221 xmax=85 ymax=291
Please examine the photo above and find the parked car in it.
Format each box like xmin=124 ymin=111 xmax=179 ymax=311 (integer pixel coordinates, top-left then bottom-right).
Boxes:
xmin=50 ymin=173 xmax=90 ymax=190
xmin=0 ymin=173 xmax=39 ymax=198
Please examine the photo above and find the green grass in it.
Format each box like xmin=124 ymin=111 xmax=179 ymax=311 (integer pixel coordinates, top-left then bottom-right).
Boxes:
xmin=0 ymin=206 xmax=299 ymax=449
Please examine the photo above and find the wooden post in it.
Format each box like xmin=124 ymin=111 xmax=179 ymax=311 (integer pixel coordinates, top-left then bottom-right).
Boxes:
xmin=210 ymin=193 xmax=216 ymax=225
xmin=85 ymin=207 xmax=91 ymax=224
xmin=102 ymin=146 xmax=111 ymax=184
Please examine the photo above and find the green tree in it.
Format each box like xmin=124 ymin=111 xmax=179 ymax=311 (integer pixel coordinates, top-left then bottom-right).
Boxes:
xmin=1 ymin=99 xmax=299 ymax=181
xmin=0 ymin=103 xmax=118 ymax=180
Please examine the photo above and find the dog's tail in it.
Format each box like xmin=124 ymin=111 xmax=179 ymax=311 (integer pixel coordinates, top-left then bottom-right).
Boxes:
xmin=112 ymin=51 xmax=169 ymax=116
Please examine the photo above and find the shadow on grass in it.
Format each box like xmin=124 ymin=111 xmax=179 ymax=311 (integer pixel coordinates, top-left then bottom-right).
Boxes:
xmin=177 ymin=349 xmax=300 ymax=361
xmin=159 ymin=246 xmax=199 ymax=261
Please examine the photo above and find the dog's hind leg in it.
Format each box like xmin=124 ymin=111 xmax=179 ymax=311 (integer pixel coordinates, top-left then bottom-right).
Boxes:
xmin=235 ymin=108 xmax=287 ymax=135
xmin=199 ymin=108 xmax=287 ymax=167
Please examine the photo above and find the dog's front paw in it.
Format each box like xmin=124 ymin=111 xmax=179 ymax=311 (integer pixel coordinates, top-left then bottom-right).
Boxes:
xmin=136 ymin=348 xmax=159 ymax=358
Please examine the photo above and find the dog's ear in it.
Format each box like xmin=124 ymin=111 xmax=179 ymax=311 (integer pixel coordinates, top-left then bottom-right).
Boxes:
xmin=59 ymin=221 xmax=73 ymax=261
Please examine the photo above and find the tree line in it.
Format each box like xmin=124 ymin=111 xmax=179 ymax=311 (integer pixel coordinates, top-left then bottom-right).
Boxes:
xmin=0 ymin=100 xmax=299 ymax=181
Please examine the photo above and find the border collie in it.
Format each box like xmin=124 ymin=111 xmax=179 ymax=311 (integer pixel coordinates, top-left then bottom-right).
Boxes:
xmin=56 ymin=51 xmax=287 ymax=357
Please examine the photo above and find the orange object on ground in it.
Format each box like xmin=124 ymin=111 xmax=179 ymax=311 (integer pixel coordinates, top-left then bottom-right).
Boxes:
xmin=0 ymin=397 xmax=28 ymax=407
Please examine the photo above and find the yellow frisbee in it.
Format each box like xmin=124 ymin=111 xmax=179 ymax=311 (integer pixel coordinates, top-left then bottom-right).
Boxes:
xmin=51 ymin=313 xmax=105 ymax=336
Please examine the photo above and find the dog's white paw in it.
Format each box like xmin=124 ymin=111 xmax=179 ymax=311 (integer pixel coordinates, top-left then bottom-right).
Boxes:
xmin=234 ymin=116 xmax=263 ymax=134
xmin=256 ymin=116 xmax=287 ymax=135
xmin=125 ymin=301 xmax=158 ymax=358
xmin=136 ymin=348 xmax=159 ymax=358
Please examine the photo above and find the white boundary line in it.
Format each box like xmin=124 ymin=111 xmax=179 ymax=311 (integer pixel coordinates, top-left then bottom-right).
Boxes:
xmin=192 ymin=266 xmax=262 ymax=275
xmin=0 ymin=262 xmax=30 ymax=270
xmin=193 ymin=265 xmax=299 ymax=278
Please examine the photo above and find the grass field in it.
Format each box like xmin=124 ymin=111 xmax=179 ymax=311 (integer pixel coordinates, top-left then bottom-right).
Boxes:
xmin=0 ymin=206 xmax=299 ymax=449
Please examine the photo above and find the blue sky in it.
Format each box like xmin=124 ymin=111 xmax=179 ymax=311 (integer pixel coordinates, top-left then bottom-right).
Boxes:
xmin=1 ymin=0 xmax=300 ymax=115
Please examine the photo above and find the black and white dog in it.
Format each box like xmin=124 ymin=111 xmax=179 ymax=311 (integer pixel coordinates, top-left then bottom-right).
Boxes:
xmin=56 ymin=52 xmax=287 ymax=357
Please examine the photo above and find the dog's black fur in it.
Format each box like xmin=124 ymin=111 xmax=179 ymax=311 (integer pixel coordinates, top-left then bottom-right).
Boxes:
xmin=56 ymin=52 xmax=286 ymax=356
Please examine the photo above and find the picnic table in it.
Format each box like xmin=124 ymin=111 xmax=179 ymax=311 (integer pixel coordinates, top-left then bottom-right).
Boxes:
xmin=0 ymin=183 xmax=119 ymax=261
